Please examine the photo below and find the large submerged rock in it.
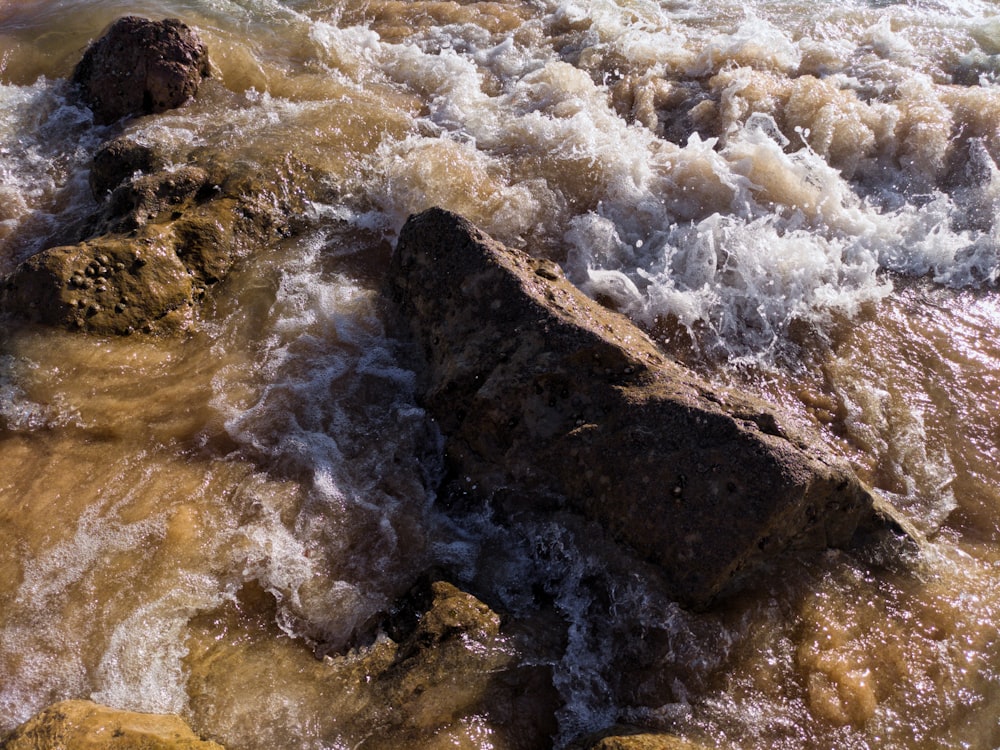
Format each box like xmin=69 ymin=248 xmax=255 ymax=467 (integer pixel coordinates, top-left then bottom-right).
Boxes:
xmin=387 ymin=208 xmax=909 ymax=607
xmin=0 ymin=700 xmax=223 ymax=750
xmin=72 ymin=16 xmax=211 ymax=125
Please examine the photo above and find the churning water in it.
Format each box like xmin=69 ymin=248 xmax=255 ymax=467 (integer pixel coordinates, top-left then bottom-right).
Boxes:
xmin=3 ymin=0 xmax=1000 ymax=747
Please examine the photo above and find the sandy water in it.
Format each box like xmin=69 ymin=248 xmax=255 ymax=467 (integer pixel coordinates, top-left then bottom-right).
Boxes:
xmin=3 ymin=0 xmax=1000 ymax=747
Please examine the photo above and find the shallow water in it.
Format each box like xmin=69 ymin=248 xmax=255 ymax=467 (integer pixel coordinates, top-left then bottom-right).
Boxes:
xmin=3 ymin=0 xmax=1000 ymax=747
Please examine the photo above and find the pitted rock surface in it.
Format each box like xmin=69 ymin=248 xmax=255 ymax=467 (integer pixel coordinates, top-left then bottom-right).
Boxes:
xmin=73 ymin=16 xmax=210 ymax=125
xmin=0 ymin=140 xmax=310 ymax=334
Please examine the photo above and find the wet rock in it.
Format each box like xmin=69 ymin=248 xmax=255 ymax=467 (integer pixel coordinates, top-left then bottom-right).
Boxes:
xmin=73 ymin=16 xmax=211 ymax=125
xmin=569 ymin=727 xmax=713 ymax=750
xmin=0 ymin=700 xmax=224 ymax=749
xmin=90 ymin=136 xmax=169 ymax=198
xmin=97 ymin=166 xmax=212 ymax=234
xmin=1 ymin=230 xmax=195 ymax=334
xmin=360 ymin=579 xmax=559 ymax=750
xmin=1 ymin=145 xmax=310 ymax=334
xmin=184 ymin=578 xmax=557 ymax=749
xmin=386 ymin=208 xmax=910 ymax=608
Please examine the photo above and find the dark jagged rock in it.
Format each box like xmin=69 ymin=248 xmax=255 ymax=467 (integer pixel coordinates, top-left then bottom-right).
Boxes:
xmin=73 ymin=16 xmax=210 ymax=125
xmin=386 ymin=207 xmax=914 ymax=608
xmin=0 ymin=700 xmax=224 ymax=750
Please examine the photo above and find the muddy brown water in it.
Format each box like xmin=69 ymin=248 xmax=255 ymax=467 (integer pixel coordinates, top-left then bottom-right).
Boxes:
xmin=3 ymin=0 xmax=1000 ymax=747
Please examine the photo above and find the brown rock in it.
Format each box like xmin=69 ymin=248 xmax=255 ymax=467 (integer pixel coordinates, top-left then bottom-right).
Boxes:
xmin=570 ymin=727 xmax=714 ymax=750
xmin=100 ymin=166 xmax=211 ymax=232
xmin=360 ymin=579 xmax=559 ymax=750
xmin=99 ymin=166 xmax=212 ymax=234
xmin=90 ymin=136 xmax=169 ymax=198
xmin=72 ymin=16 xmax=210 ymax=125
xmin=0 ymin=700 xmax=224 ymax=750
xmin=1 ymin=230 xmax=195 ymax=334
xmin=386 ymin=208 xmax=911 ymax=608
xmin=1 ymin=148 xmax=310 ymax=334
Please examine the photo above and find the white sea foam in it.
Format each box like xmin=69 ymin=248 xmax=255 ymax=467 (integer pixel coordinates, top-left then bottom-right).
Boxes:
xmin=309 ymin=21 xmax=383 ymax=74
xmin=209 ymin=233 xmax=439 ymax=649
xmin=0 ymin=492 xmax=174 ymax=722
xmin=0 ymin=354 xmax=83 ymax=430
xmin=838 ymin=381 xmax=958 ymax=532
xmin=91 ymin=587 xmax=224 ymax=715
xmin=0 ymin=78 xmax=100 ymax=271
xmin=694 ymin=17 xmax=802 ymax=74
xmin=328 ymin=10 xmax=1000 ymax=361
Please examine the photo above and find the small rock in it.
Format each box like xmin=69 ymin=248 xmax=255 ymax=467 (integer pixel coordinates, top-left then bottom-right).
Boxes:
xmin=72 ymin=16 xmax=211 ymax=125
xmin=361 ymin=579 xmax=559 ymax=750
xmin=569 ymin=726 xmax=714 ymax=750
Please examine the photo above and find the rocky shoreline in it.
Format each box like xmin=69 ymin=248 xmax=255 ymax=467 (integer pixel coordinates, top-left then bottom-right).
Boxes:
xmin=0 ymin=16 xmax=921 ymax=750
xmin=0 ymin=17 xmax=318 ymax=335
